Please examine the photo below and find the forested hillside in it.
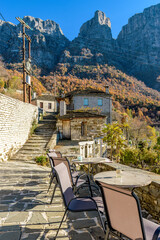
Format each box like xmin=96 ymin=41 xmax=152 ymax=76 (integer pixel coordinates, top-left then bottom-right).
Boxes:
xmin=41 ymin=63 xmax=160 ymax=125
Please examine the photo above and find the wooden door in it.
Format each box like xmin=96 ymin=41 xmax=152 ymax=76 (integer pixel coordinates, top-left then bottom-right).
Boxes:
xmin=62 ymin=120 xmax=71 ymax=139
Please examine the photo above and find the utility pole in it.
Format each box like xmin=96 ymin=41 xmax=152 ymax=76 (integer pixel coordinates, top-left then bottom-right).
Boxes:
xmin=28 ymin=39 xmax=31 ymax=103
xmin=54 ymin=73 xmax=56 ymax=112
xmin=16 ymin=17 xmax=32 ymax=103
xmin=22 ymin=24 xmax=26 ymax=102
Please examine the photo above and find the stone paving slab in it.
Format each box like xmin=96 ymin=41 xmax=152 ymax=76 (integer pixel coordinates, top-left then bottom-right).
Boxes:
xmin=0 ymin=160 xmax=108 ymax=240
xmin=1 ymin=160 xmax=159 ymax=240
xmin=0 ymin=161 xmax=70 ymax=240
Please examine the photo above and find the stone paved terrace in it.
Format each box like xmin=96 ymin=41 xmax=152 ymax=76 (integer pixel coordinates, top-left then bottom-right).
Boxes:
xmin=0 ymin=160 xmax=159 ymax=240
xmin=0 ymin=160 xmax=69 ymax=240
xmin=0 ymin=160 xmax=106 ymax=240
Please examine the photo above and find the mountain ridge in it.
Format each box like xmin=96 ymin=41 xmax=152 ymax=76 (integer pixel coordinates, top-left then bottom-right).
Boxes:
xmin=1 ymin=4 xmax=160 ymax=90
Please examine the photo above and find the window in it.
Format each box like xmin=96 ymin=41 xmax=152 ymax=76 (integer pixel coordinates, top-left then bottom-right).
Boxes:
xmin=40 ymin=102 xmax=43 ymax=108
xmin=84 ymin=98 xmax=89 ymax=106
xmin=48 ymin=103 xmax=52 ymax=109
xmin=98 ymin=98 xmax=103 ymax=106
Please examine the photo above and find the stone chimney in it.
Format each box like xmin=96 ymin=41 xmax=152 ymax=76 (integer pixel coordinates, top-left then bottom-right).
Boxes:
xmin=32 ymin=92 xmax=36 ymax=99
xmin=60 ymin=100 xmax=66 ymax=116
xmin=105 ymin=85 xmax=109 ymax=94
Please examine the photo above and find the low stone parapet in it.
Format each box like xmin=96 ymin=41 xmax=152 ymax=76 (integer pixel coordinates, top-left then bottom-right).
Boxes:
xmin=46 ymin=130 xmax=58 ymax=150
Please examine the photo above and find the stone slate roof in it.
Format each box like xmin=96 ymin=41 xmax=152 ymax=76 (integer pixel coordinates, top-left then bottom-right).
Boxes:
xmin=35 ymin=95 xmax=56 ymax=101
xmin=58 ymin=111 xmax=106 ymax=120
xmin=65 ymin=88 xmax=111 ymax=98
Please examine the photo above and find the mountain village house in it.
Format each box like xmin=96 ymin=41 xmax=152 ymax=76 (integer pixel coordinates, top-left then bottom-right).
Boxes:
xmin=56 ymin=87 xmax=112 ymax=140
xmin=33 ymin=94 xmax=58 ymax=113
xmin=65 ymin=86 xmax=112 ymax=123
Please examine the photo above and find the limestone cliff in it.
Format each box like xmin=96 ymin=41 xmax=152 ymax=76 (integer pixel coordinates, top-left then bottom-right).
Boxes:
xmin=1 ymin=5 xmax=160 ymax=91
xmin=0 ymin=16 xmax=69 ymax=70
xmin=78 ymin=10 xmax=112 ymax=40
xmin=61 ymin=10 xmax=117 ymax=67
xmin=117 ymin=4 xmax=160 ymax=89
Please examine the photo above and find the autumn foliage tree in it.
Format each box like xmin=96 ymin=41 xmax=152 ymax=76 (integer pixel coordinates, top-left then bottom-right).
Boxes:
xmin=103 ymin=123 xmax=126 ymax=162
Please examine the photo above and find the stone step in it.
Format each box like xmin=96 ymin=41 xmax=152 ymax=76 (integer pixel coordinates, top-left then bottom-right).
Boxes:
xmin=34 ymin=127 xmax=55 ymax=131
xmin=21 ymin=146 xmax=46 ymax=151
xmin=11 ymin=156 xmax=38 ymax=161
xmin=10 ymin=113 xmax=57 ymax=161
xmin=23 ymin=143 xmax=47 ymax=147
xmin=38 ymin=120 xmax=56 ymax=124
xmin=12 ymin=154 xmax=46 ymax=161
xmin=34 ymin=130 xmax=54 ymax=135
xmin=30 ymin=135 xmax=51 ymax=139
xmin=41 ymin=121 xmax=56 ymax=124
xmin=16 ymin=150 xmax=46 ymax=155
xmin=19 ymin=151 xmax=45 ymax=156
xmin=43 ymin=114 xmax=56 ymax=117
xmin=27 ymin=139 xmax=49 ymax=144
xmin=26 ymin=140 xmax=48 ymax=145
xmin=24 ymin=140 xmax=47 ymax=144
xmin=32 ymin=131 xmax=53 ymax=135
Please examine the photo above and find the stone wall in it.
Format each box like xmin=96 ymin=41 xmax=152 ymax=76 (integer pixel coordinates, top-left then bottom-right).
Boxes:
xmin=46 ymin=130 xmax=58 ymax=150
xmin=135 ymin=182 xmax=160 ymax=221
xmin=71 ymin=117 xmax=106 ymax=141
xmin=57 ymin=117 xmax=106 ymax=141
xmin=73 ymin=95 xmax=112 ymax=123
xmin=0 ymin=94 xmax=38 ymax=161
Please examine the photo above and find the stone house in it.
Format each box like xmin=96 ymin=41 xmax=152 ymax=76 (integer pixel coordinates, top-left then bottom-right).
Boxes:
xmin=34 ymin=94 xmax=57 ymax=113
xmin=65 ymin=87 xmax=112 ymax=123
xmin=56 ymin=111 xmax=106 ymax=141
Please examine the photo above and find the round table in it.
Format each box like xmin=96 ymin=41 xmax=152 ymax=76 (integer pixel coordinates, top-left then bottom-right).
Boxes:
xmin=72 ymin=157 xmax=112 ymax=165
xmin=72 ymin=157 xmax=113 ymax=195
xmin=94 ymin=170 xmax=152 ymax=188
xmin=72 ymin=157 xmax=112 ymax=175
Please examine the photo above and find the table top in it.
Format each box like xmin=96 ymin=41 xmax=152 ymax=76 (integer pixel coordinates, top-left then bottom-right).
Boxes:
xmin=72 ymin=157 xmax=112 ymax=165
xmin=94 ymin=170 xmax=152 ymax=188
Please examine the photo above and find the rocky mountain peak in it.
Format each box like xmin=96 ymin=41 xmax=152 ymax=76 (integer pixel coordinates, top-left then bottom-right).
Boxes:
xmin=78 ymin=10 xmax=112 ymax=40
xmin=0 ymin=20 xmax=5 ymax=26
xmin=94 ymin=10 xmax=111 ymax=27
xmin=22 ymin=16 xmax=64 ymax=37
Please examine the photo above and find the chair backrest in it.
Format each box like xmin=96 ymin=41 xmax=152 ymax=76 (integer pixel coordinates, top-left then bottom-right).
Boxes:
xmin=96 ymin=181 xmax=146 ymax=240
xmin=54 ymin=163 xmax=74 ymax=206
xmin=47 ymin=152 xmax=63 ymax=169
xmin=48 ymin=151 xmax=62 ymax=158
xmin=51 ymin=157 xmax=74 ymax=185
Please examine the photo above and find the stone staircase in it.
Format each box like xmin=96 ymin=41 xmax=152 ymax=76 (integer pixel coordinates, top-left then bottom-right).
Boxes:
xmin=11 ymin=113 xmax=57 ymax=161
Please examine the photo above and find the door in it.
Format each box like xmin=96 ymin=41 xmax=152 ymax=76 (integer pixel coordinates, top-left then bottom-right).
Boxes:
xmin=62 ymin=120 xmax=71 ymax=139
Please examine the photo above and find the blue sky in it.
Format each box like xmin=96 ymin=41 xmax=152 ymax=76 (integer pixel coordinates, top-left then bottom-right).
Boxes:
xmin=1 ymin=0 xmax=160 ymax=40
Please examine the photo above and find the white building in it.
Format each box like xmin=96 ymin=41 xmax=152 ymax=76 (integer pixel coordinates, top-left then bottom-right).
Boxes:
xmin=34 ymin=94 xmax=57 ymax=113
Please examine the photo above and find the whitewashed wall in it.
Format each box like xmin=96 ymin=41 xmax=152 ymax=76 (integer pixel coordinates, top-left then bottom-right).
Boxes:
xmin=0 ymin=94 xmax=38 ymax=161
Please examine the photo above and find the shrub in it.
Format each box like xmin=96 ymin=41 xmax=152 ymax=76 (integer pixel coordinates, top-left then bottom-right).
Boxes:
xmin=29 ymin=119 xmax=38 ymax=136
xmin=156 ymin=137 xmax=160 ymax=145
xmin=121 ymin=147 xmax=139 ymax=165
xmin=140 ymin=149 xmax=158 ymax=165
xmin=35 ymin=155 xmax=49 ymax=166
xmin=0 ymin=79 xmax=4 ymax=89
